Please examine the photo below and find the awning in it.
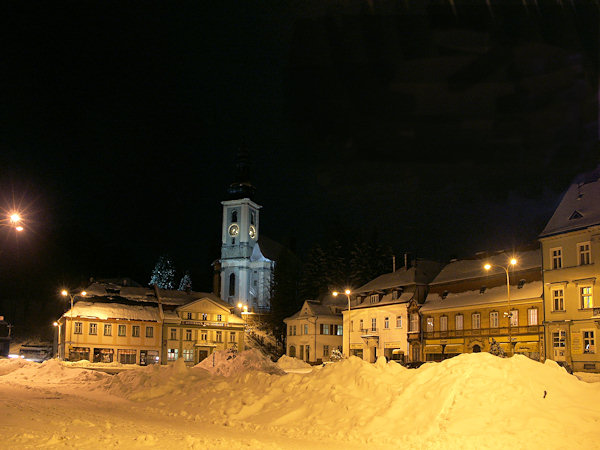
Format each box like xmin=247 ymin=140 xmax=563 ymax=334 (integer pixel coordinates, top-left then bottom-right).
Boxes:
xmin=424 ymin=345 xmax=442 ymax=353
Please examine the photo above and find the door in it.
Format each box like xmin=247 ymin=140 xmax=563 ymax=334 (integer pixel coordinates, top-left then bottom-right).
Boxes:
xmin=198 ymin=350 xmax=209 ymax=362
xmin=140 ymin=350 xmax=147 ymax=366
xmin=306 ymin=345 xmax=310 ymax=362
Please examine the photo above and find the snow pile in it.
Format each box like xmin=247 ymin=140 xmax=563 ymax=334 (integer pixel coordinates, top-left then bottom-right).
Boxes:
xmin=0 ymin=358 xmax=32 ymax=376
xmin=195 ymin=349 xmax=284 ymax=377
xmin=0 ymin=358 xmax=110 ymax=384
xmin=275 ymin=354 xmax=312 ymax=370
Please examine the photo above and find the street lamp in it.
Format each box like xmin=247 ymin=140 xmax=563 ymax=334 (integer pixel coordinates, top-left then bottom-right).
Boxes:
xmin=61 ymin=289 xmax=87 ymax=359
xmin=4 ymin=211 xmax=24 ymax=232
xmin=333 ymin=289 xmax=351 ymax=358
xmin=484 ymin=258 xmax=517 ymax=355
xmin=237 ymin=302 xmax=248 ymax=328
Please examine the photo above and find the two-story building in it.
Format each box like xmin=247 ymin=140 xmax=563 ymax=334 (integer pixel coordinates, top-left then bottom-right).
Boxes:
xmin=420 ymin=248 xmax=543 ymax=361
xmin=343 ymin=260 xmax=443 ymax=363
xmin=539 ymin=167 xmax=600 ymax=372
xmin=284 ymin=295 xmax=345 ymax=364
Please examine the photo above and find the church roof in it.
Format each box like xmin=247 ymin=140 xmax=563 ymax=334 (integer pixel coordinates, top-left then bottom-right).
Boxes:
xmin=255 ymin=235 xmax=286 ymax=262
xmin=540 ymin=166 xmax=600 ymax=237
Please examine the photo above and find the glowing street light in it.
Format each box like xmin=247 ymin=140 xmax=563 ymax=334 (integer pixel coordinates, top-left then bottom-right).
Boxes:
xmin=484 ymin=257 xmax=517 ymax=355
xmin=333 ymin=289 xmax=352 ymax=358
xmin=10 ymin=213 xmax=21 ymax=223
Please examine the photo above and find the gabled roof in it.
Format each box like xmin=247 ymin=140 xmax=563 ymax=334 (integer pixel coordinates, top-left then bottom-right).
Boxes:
xmin=540 ymin=166 xmax=600 ymax=237
xmin=176 ymin=294 xmax=233 ymax=312
xmin=430 ymin=248 xmax=541 ymax=286
xmin=63 ymin=301 xmax=160 ymax=322
xmin=352 ymin=292 xmax=414 ymax=310
xmin=354 ymin=260 xmax=443 ymax=293
xmin=284 ymin=298 xmax=344 ymax=322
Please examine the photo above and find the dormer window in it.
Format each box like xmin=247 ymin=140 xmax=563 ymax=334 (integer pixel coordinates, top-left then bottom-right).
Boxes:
xmin=479 ymin=287 xmax=486 ymax=294
xmin=391 ymin=290 xmax=398 ymax=300
xmin=569 ymin=210 xmax=583 ymax=220
xmin=370 ymin=294 xmax=379 ymax=304
xmin=442 ymin=290 xmax=449 ymax=299
xmin=517 ymin=279 xmax=526 ymax=289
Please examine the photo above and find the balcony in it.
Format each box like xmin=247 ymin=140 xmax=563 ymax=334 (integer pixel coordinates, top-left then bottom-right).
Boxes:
xmin=360 ymin=328 xmax=379 ymax=338
xmin=423 ymin=325 xmax=543 ymax=339
xmin=180 ymin=320 xmax=239 ymax=328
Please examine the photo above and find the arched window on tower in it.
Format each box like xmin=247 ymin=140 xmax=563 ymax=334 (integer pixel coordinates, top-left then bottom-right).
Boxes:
xmin=231 ymin=210 xmax=238 ymax=223
xmin=229 ymin=273 xmax=236 ymax=297
xmin=250 ymin=211 xmax=255 ymax=225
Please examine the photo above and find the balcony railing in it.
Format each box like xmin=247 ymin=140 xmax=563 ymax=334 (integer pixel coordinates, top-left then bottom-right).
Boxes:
xmin=180 ymin=320 xmax=241 ymax=328
xmin=423 ymin=325 xmax=543 ymax=339
xmin=360 ymin=328 xmax=379 ymax=337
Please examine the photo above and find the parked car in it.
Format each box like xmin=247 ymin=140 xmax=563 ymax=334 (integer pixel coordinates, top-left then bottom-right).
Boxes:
xmin=401 ymin=361 xmax=425 ymax=369
xmin=18 ymin=343 xmax=53 ymax=362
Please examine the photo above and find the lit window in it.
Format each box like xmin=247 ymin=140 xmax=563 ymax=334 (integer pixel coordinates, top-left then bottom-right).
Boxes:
xmin=551 ymin=248 xmax=563 ymax=269
xmin=583 ymin=331 xmax=595 ymax=354
xmin=132 ymin=325 xmax=140 ymax=337
xmin=426 ymin=317 xmax=434 ymax=332
xmin=230 ymin=332 xmax=236 ymax=342
xmin=552 ymin=289 xmax=565 ymax=311
xmin=185 ymin=329 xmax=192 ymax=341
xmin=170 ymin=328 xmax=177 ymax=340
xmin=118 ymin=324 xmax=126 ymax=336
xmin=581 ymin=286 xmax=593 ymax=309
xmin=321 ymin=324 xmax=330 ymax=335
xmin=202 ymin=313 xmax=208 ymax=321
xmin=409 ymin=314 xmax=419 ymax=332
xmin=371 ymin=318 xmax=377 ymax=332
xmin=440 ymin=316 xmax=447 ymax=331
xmin=552 ymin=331 xmax=566 ymax=348
xmin=103 ymin=324 xmax=112 ymax=336
xmin=490 ymin=312 xmax=499 ymax=328
xmin=183 ymin=349 xmax=194 ymax=362
xmin=74 ymin=322 xmax=82 ymax=334
xmin=117 ymin=349 xmax=136 ymax=364
xmin=336 ymin=325 xmax=343 ymax=336
xmin=527 ymin=308 xmax=538 ymax=326
xmin=384 ymin=317 xmax=389 ymax=329
xmin=396 ymin=316 xmax=402 ymax=328
xmin=472 ymin=313 xmax=480 ymax=329
xmin=167 ymin=348 xmax=178 ymax=361
xmin=578 ymin=242 xmax=591 ymax=265
xmin=89 ymin=323 xmax=97 ymax=335
xmin=455 ymin=315 xmax=463 ymax=331
xmin=146 ymin=326 xmax=153 ymax=338
xmin=216 ymin=331 xmax=222 ymax=342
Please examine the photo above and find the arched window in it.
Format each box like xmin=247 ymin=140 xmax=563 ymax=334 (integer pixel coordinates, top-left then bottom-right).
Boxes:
xmin=231 ymin=210 xmax=237 ymax=223
xmin=250 ymin=211 xmax=255 ymax=225
xmin=289 ymin=346 xmax=296 ymax=357
xmin=229 ymin=273 xmax=236 ymax=297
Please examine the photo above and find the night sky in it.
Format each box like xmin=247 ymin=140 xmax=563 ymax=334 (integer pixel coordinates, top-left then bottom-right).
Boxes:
xmin=1 ymin=1 xmax=598 ymax=333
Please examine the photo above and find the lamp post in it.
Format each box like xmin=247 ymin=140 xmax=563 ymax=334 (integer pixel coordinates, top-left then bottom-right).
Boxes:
xmin=237 ymin=302 xmax=248 ymax=329
xmin=333 ymin=289 xmax=351 ymax=358
xmin=61 ymin=289 xmax=87 ymax=359
xmin=484 ymin=258 xmax=517 ymax=356
xmin=52 ymin=322 xmax=58 ymax=358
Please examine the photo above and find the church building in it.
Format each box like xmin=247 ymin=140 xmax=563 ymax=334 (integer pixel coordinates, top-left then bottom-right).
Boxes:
xmin=218 ymin=155 xmax=275 ymax=312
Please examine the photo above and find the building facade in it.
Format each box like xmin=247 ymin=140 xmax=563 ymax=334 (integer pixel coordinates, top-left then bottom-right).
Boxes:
xmin=342 ymin=260 xmax=443 ymax=363
xmin=284 ymin=297 xmax=344 ymax=364
xmin=420 ymin=249 xmax=543 ymax=361
xmin=539 ymin=168 xmax=600 ymax=372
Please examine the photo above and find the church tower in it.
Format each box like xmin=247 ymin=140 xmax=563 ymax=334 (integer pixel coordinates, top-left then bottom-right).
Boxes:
xmin=219 ymin=149 xmax=274 ymax=311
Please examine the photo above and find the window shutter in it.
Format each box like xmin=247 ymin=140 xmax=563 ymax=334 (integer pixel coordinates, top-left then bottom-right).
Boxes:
xmin=320 ymin=324 xmax=324 ymax=334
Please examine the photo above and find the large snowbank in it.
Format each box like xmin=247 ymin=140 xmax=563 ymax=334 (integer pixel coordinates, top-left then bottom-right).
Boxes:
xmin=195 ymin=348 xmax=284 ymax=377
xmin=275 ymin=354 xmax=312 ymax=370
xmin=0 ymin=358 xmax=110 ymax=384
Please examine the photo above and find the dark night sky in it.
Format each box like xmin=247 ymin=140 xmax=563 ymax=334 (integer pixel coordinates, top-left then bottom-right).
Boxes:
xmin=1 ymin=1 xmax=598 ymax=331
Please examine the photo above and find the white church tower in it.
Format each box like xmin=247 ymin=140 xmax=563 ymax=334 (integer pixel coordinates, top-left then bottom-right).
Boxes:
xmin=219 ymin=152 xmax=274 ymax=312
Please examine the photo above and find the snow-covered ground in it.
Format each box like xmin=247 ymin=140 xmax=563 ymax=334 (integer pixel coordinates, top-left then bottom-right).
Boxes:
xmin=1 ymin=351 xmax=599 ymax=449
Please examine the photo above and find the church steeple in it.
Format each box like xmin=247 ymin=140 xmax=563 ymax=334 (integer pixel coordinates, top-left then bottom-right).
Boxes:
xmin=226 ymin=145 xmax=256 ymax=200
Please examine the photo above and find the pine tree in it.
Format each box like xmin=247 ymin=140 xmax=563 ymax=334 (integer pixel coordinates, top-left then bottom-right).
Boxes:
xmin=149 ymin=255 xmax=176 ymax=289
xmin=489 ymin=338 xmax=505 ymax=357
xmin=178 ymin=272 xmax=192 ymax=291
xmin=349 ymin=241 xmax=394 ymax=287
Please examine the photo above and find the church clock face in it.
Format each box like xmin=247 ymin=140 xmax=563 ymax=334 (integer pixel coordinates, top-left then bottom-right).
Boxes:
xmin=249 ymin=225 xmax=256 ymax=239
xmin=228 ymin=224 xmax=239 ymax=237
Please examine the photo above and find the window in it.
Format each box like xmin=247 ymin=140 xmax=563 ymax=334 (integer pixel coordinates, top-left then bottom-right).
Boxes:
xmin=578 ymin=242 xmax=591 ymax=265
xmin=490 ymin=312 xmax=499 ymax=328
xmin=510 ymin=310 xmax=518 ymax=327
xmin=455 ymin=315 xmax=463 ymax=331
xmin=74 ymin=322 xmax=82 ymax=334
xmin=409 ymin=313 xmax=419 ymax=332
xmin=146 ymin=326 xmax=153 ymax=338
xmin=440 ymin=316 xmax=447 ymax=331
xmin=336 ymin=325 xmax=343 ymax=336
xmin=552 ymin=289 xmax=565 ymax=311
xmin=359 ymin=319 xmax=364 ymax=331
xmin=350 ymin=321 xmax=354 ymax=332
xmin=201 ymin=331 xmax=207 ymax=341
xmin=426 ymin=317 xmax=434 ymax=332
xmin=551 ymin=248 xmax=563 ymax=269
xmin=167 ymin=348 xmax=178 ymax=361
xmin=202 ymin=313 xmax=208 ymax=321
xmin=472 ymin=313 xmax=481 ymax=329
xmin=371 ymin=318 xmax=377 ymax=332
xmin=384 ymin=317 xmax=389 ymax=329
xmin=370 ymin=294 xmax=378 ymax=304
xmin=323 ymin=345 xmax=329 ymax=357
xmin=216 ymin=331 xmax=222 ymax=342
xmin=118 ymin=324 xmax=126 ymax=336
xmin=230 ymin=332 xmax=236 ymax=342
xmin=552 ymin=331 xmax=566 ymax=348
xmin=89 ymin=323 xmax=97 ymax=335
xmin=229 ymin=273 xmax=236 ymax=297
xmin=583 ymin=331 xmax=595 ymax=354
xmin=185 ymin=312 xmax=192 ymax=320
xmin=132 ymin=325 xmax=140 ymax=337
xmin=580 ymin=286 xmax=593 ymax=309
xmin=170 ymin=328 xmax=177 ymax=340
xmin=527 ymin=308 xmax=538 ymax=326
xmin=396 ymin=316 xmax=402 ymax=328
xmin=103 ymin=324 xmax=112 ymax=336
xmin=183 ymin=349 xmax=194 ymax=362
xmin=441 ymin=290 xmax=449 ymax=299
xmin=292 ymin=325 xmax=296 ymax=335
xmin=185 ymin=329 xmax=192 ymax=341
xmin=117 ymin=349 xmax=136 ymax=364
xmin=321 ymin=324 xmax=330 ymax=335
xmin=231 ymin=210 xmax=237 ymax=223
xmin=216 ymin=314 xmax=222 ymax=322
xmin=392 ymin=291 xmax=398 ymax=300
xmin=303 ymin=324 xmax=308 ymax=335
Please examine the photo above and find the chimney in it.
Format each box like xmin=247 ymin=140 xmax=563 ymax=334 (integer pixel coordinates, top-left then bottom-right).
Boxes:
xmin=392 ymin=255 xmax=396 ymax=272
xmin=404 ymin=253 xmax=409 ymax=271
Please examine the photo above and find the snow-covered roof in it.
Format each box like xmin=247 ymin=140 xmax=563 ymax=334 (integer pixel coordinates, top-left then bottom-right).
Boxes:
xmin=353 ymin=292 xmax=414 ymax=310
xmin=284 ymin=299 xmax=344 ymax=321
xmin=354 ymin=260 xmax=443 ymax=293
xmin=430 ymin=248 xmax=541 ymax=286
xmin=63 ymin=301 xmax=160 ymax=322
xmin=540 ymin=166 xmax=600 ymax=237
xmin=420 ymin=281 xmax=542 ymax=312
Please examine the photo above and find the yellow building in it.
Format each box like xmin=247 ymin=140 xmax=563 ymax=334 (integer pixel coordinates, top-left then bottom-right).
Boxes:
xmin=420 ymin=248 xmax=543 ymax=361
xmin=343 ymin=260 xmax=443 ymax=363
xmin=162 ymin=295 xmax=245 ymax=366
xmin=284 ymin=297 xmax=344 ymax=364
xmin=539 ymin=168 xmax=600 ymax=372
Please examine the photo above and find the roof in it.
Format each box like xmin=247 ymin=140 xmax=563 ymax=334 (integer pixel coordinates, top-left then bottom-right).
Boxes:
xmin=354 ymin=260 xmax=443 ymax=293
xmin=430 ymin=248 xmax=541 ymax=286
xmin=63 ymin=301 xmax=160 ymax=322
xmin=352 ymin=292 xmax=414 ymax=310
xmin=540 ymin=166 xmax=600 ymax=237
xmin=254 ymin=235 xmax=285 ymax=262
xmin=284 ymin=299 xmax=344 ymax=322
xmin=420 ymin=281 xmax=543 ymax=312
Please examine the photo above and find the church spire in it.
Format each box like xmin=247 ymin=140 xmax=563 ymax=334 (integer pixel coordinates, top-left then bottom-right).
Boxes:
xmin=226 ymin=144 xmax=256 ymax=200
